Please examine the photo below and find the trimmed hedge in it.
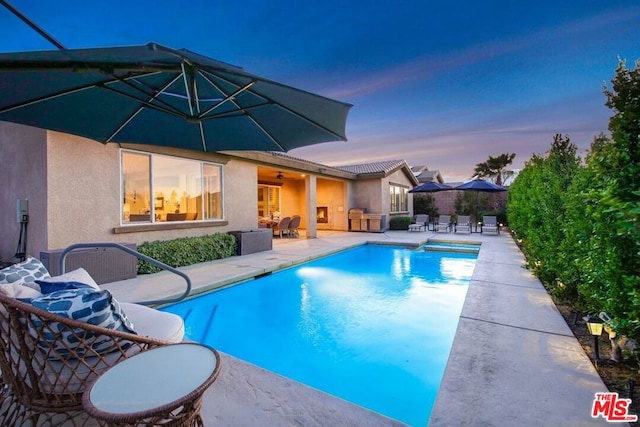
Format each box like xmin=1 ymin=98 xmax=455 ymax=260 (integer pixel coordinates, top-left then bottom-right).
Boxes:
xmin=136 ymin=233 xmax=237 ymax=274
xmin=507 ymin=60 xmax=640 ymax=341
xmin=389 ymin=216 xmax=412 ymax=230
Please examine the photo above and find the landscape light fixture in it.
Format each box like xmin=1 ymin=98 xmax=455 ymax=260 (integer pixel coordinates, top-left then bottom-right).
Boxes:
xmin=586 ymin=315 xmax=604 ymax=361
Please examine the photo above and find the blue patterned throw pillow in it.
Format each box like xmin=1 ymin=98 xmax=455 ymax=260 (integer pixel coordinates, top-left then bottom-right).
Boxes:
xmin=27 ymin=288 xmax=137 ymax=358
xmin=35 ymin=280 xmax=94 ymax=295
xmin=0 ymin=256 xmax=50 ymax=286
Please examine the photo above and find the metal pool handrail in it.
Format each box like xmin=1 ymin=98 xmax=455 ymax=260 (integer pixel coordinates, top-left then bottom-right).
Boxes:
xmin=59 ymin=242 xmax=192 ymax=306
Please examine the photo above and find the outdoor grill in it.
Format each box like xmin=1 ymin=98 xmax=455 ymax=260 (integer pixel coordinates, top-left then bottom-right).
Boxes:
xmin=348 ymin=208 xmax=386 ymax=232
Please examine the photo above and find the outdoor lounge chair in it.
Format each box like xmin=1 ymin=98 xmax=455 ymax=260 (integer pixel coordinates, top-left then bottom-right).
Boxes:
xmin=408 ymin=214 xmax=429 ymax=232
xmin=482 ymin=215 xmax=499 ymax=235
xmin=435 ymin=215 xmax=451 ymax=233
xmin=287 ymin=215 xmax=301 ymax=237
xmin=272 ymin=216 xmax=291 ymax=238
xmin=455 ymin=215 xmax=471 ymax=233
xmin=0 ymin=270 xmax=185 ymax=425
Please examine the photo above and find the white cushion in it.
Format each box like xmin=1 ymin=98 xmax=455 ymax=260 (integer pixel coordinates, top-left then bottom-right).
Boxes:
xmin=39 ymin=267 xmax=100 ymax=290
xmin=0 ymin=282 xmax=42 ymax=299
xmin=121 ymin=302 xmax=185 ymax=343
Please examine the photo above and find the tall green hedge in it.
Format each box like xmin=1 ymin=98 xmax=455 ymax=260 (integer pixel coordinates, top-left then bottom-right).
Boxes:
xmin=136 ymin=233 xmax=237 ymax=274
xmin=507 ymin=60 xmax=640 ymax=340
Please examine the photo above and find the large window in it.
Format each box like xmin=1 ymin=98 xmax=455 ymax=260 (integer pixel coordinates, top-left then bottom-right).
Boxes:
xmin=390 ymin=184 xmax=408 ymax=213
xmin=121 ymin=151 xmax=223 ymax=224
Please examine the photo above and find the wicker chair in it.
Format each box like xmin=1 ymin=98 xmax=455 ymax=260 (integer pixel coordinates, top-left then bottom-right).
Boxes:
xmin=272 ymin=216 xmax=291 ymax=238
xmin=0 ymin=292 xmax=170 ymax=426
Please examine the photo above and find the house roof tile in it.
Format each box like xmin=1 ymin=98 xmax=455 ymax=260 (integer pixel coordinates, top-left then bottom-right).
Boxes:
xmin=334 ymin=160 xmax=407 ymax=175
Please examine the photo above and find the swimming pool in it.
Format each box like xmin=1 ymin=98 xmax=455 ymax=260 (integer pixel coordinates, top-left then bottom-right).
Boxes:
xmin=162 ymin=244 xmax=477 ymax=426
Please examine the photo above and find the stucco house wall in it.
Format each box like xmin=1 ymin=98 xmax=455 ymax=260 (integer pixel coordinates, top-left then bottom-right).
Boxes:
xmin=350 ymin=167 xmax=415 ymax=228
xmin=0 ymin=122 xmax=260 ymax=262
xmin=0 ymin=122 xmax=48 ymax=262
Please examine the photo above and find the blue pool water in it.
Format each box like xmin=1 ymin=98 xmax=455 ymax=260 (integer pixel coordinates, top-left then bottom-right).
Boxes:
xmin=162 ymin=244 xmax=477 ymax=426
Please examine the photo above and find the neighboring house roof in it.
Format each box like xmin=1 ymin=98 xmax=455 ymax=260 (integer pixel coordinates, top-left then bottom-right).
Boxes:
xmin=411 ymin=165 xmax=428 ymax=175
xmin=334 ymin=160 xmax=419 ymax=185
xmin=415 ymin=169 xmax=444 ymax=183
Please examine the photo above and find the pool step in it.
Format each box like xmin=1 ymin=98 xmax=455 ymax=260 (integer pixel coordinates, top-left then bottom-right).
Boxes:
xmin=422 ymin=242 xmax=481 ymax=254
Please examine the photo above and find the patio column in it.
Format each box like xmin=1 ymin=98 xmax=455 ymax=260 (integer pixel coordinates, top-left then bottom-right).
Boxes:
xmin=305 ymin=175 xmax=317 ymax=239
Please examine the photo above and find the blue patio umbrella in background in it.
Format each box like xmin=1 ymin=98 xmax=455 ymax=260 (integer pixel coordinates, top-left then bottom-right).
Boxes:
xmin=454 ymin=179 xmax=507 ymax=231
xmin=0 ymin=43 xmax=352 ymax=153
xmin=408 ymin=182 xmax=453 ymax=193
xmin=409 ymin=182 xmax=452 ymax=230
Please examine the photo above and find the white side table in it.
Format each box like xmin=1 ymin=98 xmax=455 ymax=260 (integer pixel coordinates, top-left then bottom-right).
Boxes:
xmin=83 ymin=343 xmax=221 ymax=426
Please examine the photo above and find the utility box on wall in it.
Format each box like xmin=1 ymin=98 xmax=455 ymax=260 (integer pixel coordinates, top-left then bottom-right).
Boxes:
xmin=40 ymin=243 xmax=138 ymax=285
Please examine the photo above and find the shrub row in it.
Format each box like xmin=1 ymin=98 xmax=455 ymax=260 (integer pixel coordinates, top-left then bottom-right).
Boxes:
xmin=389 ymin=216 xmax=412 ymax=230
xmin=507 ymin=61 xmax=640 ymax=340
xmin=136 ymin=233 xmax=237 ymax=274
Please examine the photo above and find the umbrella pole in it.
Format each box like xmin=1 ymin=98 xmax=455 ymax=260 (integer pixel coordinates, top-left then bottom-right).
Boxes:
xmin=476 ymin=191 xmax=480 ymax=232
xmin=1 ymin=0 xmax=66 ymax=50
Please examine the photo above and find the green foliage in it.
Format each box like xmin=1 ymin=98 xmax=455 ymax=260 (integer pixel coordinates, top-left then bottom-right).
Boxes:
xmin=413 ymin=194 xmax=438 ymax=217
xmin=455 ymin=192 xmax=490 ymax=222
xmin=136 ymin=233 xmax=237 ymax=274
xmin=389 ymin=216 xmax=412 ymax=230
xmin=507 ymin=134 xmax=581 ymax=298
xmin=508 ymin=60 xmax=640 ymax=340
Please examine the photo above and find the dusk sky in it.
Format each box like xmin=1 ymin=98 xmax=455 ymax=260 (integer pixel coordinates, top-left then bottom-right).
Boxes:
xmin=1 ymin=1 xmax=639 ymax=181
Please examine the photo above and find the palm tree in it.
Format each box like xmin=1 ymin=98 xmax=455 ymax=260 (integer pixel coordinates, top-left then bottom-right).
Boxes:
xmin=473 ymin=153 xmax=516 ymax=185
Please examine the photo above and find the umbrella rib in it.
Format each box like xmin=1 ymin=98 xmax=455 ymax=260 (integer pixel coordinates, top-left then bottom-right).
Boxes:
xmin=104 ymin=73 xmax=190 ymax=142
xmin=197 ymin=71 xmax=284 ymax=150
xmin=181 ymin=61 xmax=199 ymax=117
xmin=199 ymin=68 xmax=347 ymax=141
xmin=106 ymin=72 xmax=193 ymax=117
xmin=198 ymin=81 xmax=256 ymax=118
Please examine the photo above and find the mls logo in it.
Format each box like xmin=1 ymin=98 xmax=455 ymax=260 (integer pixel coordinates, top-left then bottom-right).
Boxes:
xmin=592 ymin=392 xmax=638 ymax=422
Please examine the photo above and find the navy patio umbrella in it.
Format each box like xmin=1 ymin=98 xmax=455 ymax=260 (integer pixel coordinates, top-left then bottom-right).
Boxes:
xmin=454 ymin=179 xmax=507 ymax=230
xmin=0 ymin=43 xmax=352 ymax=153
xmin=409 ymin=181 xmax=453 ymax=193
xmin=455 ymin=178 xmax=507 ymax=193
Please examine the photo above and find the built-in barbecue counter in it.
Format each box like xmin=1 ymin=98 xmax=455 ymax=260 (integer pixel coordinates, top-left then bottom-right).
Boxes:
xmin=348 ymin=208 xmax=386 ymax=232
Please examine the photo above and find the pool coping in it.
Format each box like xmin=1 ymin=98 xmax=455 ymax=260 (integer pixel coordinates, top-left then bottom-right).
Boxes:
xmin=103 ymin=230 xmax=613 ymax=426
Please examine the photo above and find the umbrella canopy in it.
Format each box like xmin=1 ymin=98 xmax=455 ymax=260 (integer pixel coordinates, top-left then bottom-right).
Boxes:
xmin=0 ymin=43 xmax=352 ymax=152
xmin=409 ymin=181 xmax=453 ymax=193
xmin=454 ymin=179 xmax=507 ymax=192
xmin=454 ymin=179 xmax=507 ymax=226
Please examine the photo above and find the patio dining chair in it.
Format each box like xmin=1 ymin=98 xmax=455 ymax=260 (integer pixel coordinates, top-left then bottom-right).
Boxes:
xmin=272 ymin=216 xmax=291 ymax=238
xmin=0 ymin=291 xmax=183 ymax=426
xmin=287 ymin=215 xmax=301 ymax=237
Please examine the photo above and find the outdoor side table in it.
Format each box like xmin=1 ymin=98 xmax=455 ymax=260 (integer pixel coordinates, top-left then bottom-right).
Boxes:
xmin=83 ymin=343 xmax=221 ymax=427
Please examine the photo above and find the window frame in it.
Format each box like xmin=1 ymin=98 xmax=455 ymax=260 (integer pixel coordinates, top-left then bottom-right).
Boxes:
xmin=389 ymin=183 xmax=409 ymax=213
xmin=120 ymin=149 xmax=225 ymax=226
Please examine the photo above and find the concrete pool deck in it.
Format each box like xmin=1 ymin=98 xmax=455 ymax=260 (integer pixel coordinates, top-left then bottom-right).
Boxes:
xmin=103 ymin=229 xmax=613 ymax=426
